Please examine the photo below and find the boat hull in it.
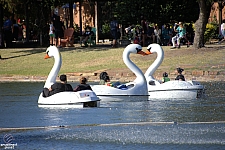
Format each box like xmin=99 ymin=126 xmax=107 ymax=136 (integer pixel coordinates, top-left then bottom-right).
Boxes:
xmin=91 ymin=84 xmax=149 ymax=101
xmin=148 ymin=89 xmax=204 ymax=99
xmin=96 ymin=95 xmax=149 ymax=102
xmin=38 ymin=90 xmax=100 ymax=108
xmin=147 ymin=80 xmax=205 ymax=99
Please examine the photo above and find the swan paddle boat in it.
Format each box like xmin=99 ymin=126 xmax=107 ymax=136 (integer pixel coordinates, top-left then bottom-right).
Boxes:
xmin=145 ymin=44 xmax=205 ymax=99
xmin=38 ymin=46 xmax=100 ymax=108
xmin=91 ymin=44 xmax=149 ymax=101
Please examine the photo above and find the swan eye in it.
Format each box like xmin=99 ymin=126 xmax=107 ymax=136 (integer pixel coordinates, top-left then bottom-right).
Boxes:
xmin=147 ymin=47 xmax=151 ymax=51
xmin=136 ymin=47 xmax=142 ymax=53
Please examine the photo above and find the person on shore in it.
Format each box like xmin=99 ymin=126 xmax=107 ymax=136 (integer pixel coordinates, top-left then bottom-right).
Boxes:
xmin=171 ymin=22 xmax=186 ymax=49
xmin=140 ymin=16 xmax=147 ymax=46
xmin=153 ymin=25 xmax=162 ymax=44
xmin=175 ymin=67 xmax=185 ymax=81
xmin=12 ymin=19 xmax=19 ymax=41
xmin=49 ymin=20 xmax=55 ymax=45
xmin=133 ymin=26 xmax=142 ymax=44
xmin=162 ymin=72 xmax=170 ymax=83
xmin=110 ymin=16 xmax=119 ymax=48
xmin=3 ymin=15 xmax=13 ymax=48
xmin=43 ymin=74 xmax=73 ymax=97
xmin=219 ymin=19 xmax=225 ymax=44
xmin=74 ymin=77 xmax=92 ymax=92
xmin=80 ymin=26 xmax=94 ymax=46
xmin=52 ymin=12 xmax=65 ymax=48
xmin=162 ymin=24 xmax=172 ymax=46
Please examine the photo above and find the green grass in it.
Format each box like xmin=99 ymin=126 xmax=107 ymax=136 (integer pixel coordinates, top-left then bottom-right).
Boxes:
xmin=0 ymin=45 xmax=224 ymax=77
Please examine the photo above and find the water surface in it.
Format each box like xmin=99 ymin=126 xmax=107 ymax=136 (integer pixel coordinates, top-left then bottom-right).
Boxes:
xmin=0 ymin=81 xmax=224 ymax=149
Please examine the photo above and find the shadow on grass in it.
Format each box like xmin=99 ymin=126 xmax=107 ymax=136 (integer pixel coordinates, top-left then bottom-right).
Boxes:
xmin=1 ymin=48 xmax=46 ymax=60
xmin=0 ymin=43 xmax=121 ymax=60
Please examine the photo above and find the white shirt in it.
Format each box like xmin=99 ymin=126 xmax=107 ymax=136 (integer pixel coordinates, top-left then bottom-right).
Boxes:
xmin=154 ymin=29 xmax=161 ymax=36
xmin=221 ymin=23 xmax=225 ymax=31
xmin=49 ymin=24 xmax=54 ymax=34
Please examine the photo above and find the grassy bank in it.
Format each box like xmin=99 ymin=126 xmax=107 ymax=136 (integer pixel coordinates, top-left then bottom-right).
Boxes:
xmin=0 ymin=44 xmax=225 ymax=77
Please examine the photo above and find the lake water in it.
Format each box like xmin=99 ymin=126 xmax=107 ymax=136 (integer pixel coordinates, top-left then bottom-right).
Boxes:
xmin=0 ymin=81 xmax=224 ymax=150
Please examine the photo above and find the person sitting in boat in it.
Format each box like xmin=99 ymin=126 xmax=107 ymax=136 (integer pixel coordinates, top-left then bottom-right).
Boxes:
xmin=103 ymin=75 xmax=127 ymax=89
xmin=99 ymin=71 xmax=108 ymax=85
xmin=162 ymin=72 xmax=170 ymax=83
xmin=175 ymin=67 xmax=185 ymax=81
xmin=43 ymin=74 xmax=73 ymax=97
xmin=99 ymin=71 xmax=121 ymax=87
xmin=105 ymin=75 xmax=113 ymax=87
xmin=74 ymin=77 xmax=92 ymax=92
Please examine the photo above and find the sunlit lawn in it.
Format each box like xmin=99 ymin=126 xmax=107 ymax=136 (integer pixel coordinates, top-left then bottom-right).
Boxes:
xmin=0 ymin=45 xmax=224 ymax=76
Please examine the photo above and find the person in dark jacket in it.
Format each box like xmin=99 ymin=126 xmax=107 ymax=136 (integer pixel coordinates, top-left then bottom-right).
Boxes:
xmin=175 ymin=67 xmax=185 ymax=81
xmin=3 ymin=15 xmax=13 ymax=48
xmin=110 ymin=16 xmax=119 ymax=48
xmin=74 ymin=77 xmax=92 ymax=92
xmin=43 ymin=74 xmax=73 ymax=97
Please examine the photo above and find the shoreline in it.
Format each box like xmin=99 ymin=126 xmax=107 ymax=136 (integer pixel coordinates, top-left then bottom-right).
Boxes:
xmin=0 ymin=70 xmax=224 ymax=82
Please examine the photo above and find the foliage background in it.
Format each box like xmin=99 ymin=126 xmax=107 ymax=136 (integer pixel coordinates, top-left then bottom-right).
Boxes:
xmin=0 ymin=0 xmax=219 ymax=46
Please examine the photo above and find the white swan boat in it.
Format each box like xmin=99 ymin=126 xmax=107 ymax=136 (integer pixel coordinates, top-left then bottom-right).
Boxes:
xmin=91 ymin=44 xmax=149 ymax=101
xmin=38 ymin=46 xmax=100 ymax=108
xmin=145 ymin=44 xmax=205 ymax=99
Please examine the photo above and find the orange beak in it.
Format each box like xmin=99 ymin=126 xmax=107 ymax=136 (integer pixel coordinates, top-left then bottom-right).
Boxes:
xmin=145 ymin=50 xmax=152 ymax=55
xmin=137 ymin=51 xmax=148 ymax=56
xmin=44 ymin=54 xmax=50 ymax=59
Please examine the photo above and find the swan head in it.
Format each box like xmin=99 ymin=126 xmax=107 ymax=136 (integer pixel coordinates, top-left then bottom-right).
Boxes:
xmin=146 ymin=43 xmax=162 ymax=54
xmin=126 ymin=44 xmax=149 ymax=55
xmin=44 ymin=45 xmax=59 ymax=59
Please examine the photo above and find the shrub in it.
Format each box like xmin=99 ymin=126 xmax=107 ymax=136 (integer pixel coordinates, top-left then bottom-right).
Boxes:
xmin=204 ymin=23 xmax=219 ymax=43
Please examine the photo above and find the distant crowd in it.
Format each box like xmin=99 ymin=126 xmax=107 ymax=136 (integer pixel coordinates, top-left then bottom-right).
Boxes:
xmin=124 ymin=19 xmax=194 ymax=48
xmin=1 ymin=15 xmax=28 ymax=48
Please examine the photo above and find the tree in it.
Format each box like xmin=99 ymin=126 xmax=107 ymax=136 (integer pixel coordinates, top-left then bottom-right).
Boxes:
xmin=193 ymin=0 xmax=214 ymax=48
xmin=0 ymin=0 xmax=217 ymax=49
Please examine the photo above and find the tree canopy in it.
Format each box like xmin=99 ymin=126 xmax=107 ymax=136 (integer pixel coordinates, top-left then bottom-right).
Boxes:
xmin=99 ymin=0 xmax=199 ymax=26
xmin=0 ymin=0 xmax=220 ymax=48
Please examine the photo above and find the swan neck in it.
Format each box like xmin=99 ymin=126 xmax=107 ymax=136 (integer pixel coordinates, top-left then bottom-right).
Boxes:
xmin=123 ymin=50 xmax=146 ymax=83
xmin=44 ymin=52 xmax=62 ymax=88
xmin=145 ymin=48 xmax=164 ymax=78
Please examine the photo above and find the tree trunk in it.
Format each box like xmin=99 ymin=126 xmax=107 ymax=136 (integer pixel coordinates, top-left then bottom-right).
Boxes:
xmin=193 ymin=0 xmax=208 ymax=49
xmin=95 ymin=1 xmax=98 ymax=43
xmin=69 ymin=0 xmax=74 ymax=28
xmin=0 ymin=4 xmax=4 ymax=47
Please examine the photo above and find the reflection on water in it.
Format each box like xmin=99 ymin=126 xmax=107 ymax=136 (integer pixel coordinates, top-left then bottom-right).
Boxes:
xmin=0 ymin=81 xmax=224 ymax=149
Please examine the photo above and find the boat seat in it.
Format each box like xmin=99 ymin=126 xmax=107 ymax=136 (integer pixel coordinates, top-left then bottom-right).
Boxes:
xmin=61 ymin=28 xmax=74 ymax=47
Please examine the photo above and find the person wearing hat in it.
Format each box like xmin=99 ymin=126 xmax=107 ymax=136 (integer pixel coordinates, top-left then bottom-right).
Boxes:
xmin=175 ymin=68 xmax=185 ymax=81
xmin=43 ymin=74 xmax=73 ymax=97
xmin=162 ymin=72 xmax=170 ymax=83
xmin=74 ymin=77 xmax=92 ymax=92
